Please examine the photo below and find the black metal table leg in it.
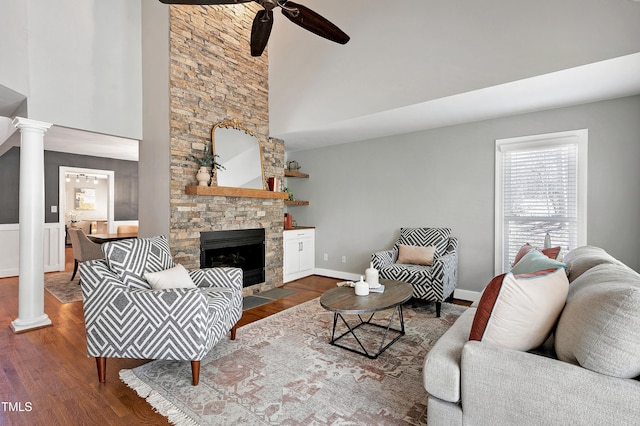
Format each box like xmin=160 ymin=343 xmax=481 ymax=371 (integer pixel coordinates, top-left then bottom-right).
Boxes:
xmin=328 ymin=305 xmax=406 ymax=359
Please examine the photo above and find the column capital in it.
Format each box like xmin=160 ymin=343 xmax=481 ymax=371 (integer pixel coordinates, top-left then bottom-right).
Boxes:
xmin=12 ymin=117 xmax=53 ymax=133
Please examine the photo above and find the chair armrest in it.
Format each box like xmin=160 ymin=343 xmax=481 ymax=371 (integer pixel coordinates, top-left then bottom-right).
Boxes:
xmin=461 ymin=340 xmax=640 ymax=425
xmin=189 ymin=267 xmax=242 ymax=291
xmin=424 ymin=308 xmax=477 ymax=402
xmin=432 ymin=247 xmax=458 ymax=298
xmin=372 ymin=249 xmax=397 ymax=269
xmin=190 ymin=267 xmax=243 ymax=323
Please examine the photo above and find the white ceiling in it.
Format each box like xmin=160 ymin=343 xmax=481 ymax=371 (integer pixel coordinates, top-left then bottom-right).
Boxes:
xmin=43 ymin=126 xmax=139 ymax=161
xmin=275 ymin=53 xmax=640 ymax=152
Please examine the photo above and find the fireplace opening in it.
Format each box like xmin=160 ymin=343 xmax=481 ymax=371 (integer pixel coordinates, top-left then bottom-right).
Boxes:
xmin=200 ymin=228 xmax=265 ymax=287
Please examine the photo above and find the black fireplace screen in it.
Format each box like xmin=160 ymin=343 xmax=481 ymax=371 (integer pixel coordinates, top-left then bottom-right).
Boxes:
xmin=200 ymin=228 xmax=265 ymax=287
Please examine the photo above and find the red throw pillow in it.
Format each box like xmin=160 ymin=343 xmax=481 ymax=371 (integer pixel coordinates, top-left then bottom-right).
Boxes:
xmin=513 ymin=243 xmax=562 ymax=265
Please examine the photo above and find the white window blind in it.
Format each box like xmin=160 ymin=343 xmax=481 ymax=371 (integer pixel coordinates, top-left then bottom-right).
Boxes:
xmin=495 ymin=130 xmax=587 ymax=273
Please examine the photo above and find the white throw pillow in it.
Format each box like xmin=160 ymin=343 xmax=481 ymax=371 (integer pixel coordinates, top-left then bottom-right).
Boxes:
xmin=469 ymin=268 xmax=569 ymax=351
xmin=144 ymin=264 xmax=196 ymax=290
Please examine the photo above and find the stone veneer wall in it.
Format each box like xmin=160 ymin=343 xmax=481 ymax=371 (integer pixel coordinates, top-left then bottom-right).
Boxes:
xmin=167 ymin=4 xmax=285 ymax=294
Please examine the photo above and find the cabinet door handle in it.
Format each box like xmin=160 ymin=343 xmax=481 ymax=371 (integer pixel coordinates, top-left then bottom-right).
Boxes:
xmin=299 ymin=241 xmax=303 ymax=251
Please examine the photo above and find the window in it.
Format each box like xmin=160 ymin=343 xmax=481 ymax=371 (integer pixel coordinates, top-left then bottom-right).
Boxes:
xmin=495 ymin=129 xmax=587 ymax=274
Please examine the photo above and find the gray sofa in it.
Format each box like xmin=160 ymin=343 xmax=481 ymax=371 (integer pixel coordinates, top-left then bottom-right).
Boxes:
xmin=423 ymin=246 xmax=640 ymax=425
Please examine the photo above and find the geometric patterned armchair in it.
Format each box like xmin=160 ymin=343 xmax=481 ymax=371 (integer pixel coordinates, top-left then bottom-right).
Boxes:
xmin=80 ymin=235 xmax=242 ymax=386
xmin=372 ymin=228 xmax=458 ymax=317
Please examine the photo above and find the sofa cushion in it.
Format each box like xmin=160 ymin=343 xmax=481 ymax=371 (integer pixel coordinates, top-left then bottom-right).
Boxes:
xmin=510 ymin=248 xmax=569 ymax=275
xmin=397 ymin=244 xmax=435 ymax=265
xmin=379 ymin=263 xmax=433 ymax=287
xmin=561 ymin=245 xmax=623 ymax=283
xmin=396 ymin=227 xmax=451 ymax=258
xmin=102 ymin=235 xmax=176 ymax=290
xmin=469 ymin=268 xmax=569 ymax=351
xmin=555 ymin=263 xmax=640 ymax=378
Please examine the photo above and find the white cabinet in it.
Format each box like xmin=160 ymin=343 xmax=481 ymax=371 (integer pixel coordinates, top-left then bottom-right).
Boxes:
xmin=283 ymin=228 xmax=315 ymax=283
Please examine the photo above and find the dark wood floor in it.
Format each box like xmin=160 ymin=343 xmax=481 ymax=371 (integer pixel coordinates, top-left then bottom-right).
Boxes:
xmin=0 ymin=248 xmax=469 ymax=425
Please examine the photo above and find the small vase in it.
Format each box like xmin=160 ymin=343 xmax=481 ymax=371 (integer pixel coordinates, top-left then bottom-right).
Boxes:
xmin=196 ymin=166 xmax=211 ymax=186
xmin=355 ymin=276 xmax=369 ymax=296
xmin=365 ymin=262 xmax=379 ymax=288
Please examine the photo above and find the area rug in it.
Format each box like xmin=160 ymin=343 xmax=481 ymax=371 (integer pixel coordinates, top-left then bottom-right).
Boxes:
xmin=120 ymin=298 xmax=466 ymax=425
xmin=243 ymin=288 xmax=297 ymax=310
xmin=44 ymin=271 xmax=83 ymax=304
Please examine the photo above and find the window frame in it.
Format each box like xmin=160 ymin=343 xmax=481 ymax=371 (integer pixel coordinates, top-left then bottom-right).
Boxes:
xmin=494 ymin=129 xmax=588 ymax=274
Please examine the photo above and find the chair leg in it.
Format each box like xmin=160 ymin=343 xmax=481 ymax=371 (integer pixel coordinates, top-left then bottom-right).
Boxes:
xmin=70 ymin=259 xmax=79 ymax=281
xmin=231 ymin=324 xmax=238 ymax=341
xmin=436 ymin=302 xmax=442 ymax=318
xmin=96 ymin=357 xmax=107 ymax=383
xmin=191 ymin=360 xmax=200 ymax=386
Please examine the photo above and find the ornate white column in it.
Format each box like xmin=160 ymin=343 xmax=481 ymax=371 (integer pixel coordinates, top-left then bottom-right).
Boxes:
xmin=11 ymin=117 xmax=53 ymax=333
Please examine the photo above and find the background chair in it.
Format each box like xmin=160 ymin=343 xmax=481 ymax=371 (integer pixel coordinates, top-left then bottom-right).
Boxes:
xmin=68 ymin=227 xmax=104 ymax=283
xmin=117 ymin=224 xmax=138 ymax=235
xmin=80 ymin=235 xmax=242 ymax=386
xmin=372 ymin=227 xmax=458 ymax=317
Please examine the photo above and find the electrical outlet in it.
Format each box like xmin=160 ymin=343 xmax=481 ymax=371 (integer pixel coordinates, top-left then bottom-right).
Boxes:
xmin=51 ymin=205 xmax=57 ymax=213
xmin=341 ymin=256 xmax=347 ymax=263
xmin=323 ymin=253 xmax=328 ymax=261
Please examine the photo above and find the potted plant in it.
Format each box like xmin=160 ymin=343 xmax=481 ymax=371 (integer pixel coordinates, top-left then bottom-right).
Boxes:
xmin=188 ymin=145 xmax=225 ymax=186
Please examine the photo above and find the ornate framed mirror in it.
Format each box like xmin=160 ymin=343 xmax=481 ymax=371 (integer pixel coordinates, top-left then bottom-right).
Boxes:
xmin=212 ymin=119 xmax=265 ymax=190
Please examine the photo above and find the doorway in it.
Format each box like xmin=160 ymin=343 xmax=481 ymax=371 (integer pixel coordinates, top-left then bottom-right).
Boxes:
xmin=58 ymin=166 xmax=115 ymax=269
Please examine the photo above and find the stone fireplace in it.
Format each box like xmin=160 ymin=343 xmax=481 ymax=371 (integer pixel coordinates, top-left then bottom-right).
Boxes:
xmin=166 ymin=5 xmax=285 ymax=295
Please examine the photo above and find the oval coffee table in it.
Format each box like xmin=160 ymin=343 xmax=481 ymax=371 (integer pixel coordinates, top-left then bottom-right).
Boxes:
xmin=320 ymin=279 xmax=413 ymax=359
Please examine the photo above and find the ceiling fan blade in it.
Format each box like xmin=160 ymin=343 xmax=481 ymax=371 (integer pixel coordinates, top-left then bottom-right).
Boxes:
xmin=251 ymin=9 xmax=274 ymax=57
xmin=280 ymin=1 xmax=350 ymax=45
xmin=158 ymin=0 xmax=251 ymax=4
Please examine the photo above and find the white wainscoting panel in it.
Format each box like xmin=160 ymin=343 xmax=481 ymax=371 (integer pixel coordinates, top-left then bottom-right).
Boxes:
xmin=0 ymin=223 xmax=65 ymax=278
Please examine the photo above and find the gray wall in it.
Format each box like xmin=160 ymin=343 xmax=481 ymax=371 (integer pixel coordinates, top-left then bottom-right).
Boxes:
xmin=139 ymin=1 xmax=170 ymax=238
xmin=285 ymin=95 xmax=640 ymax=294
xmin=0 ymin=147 xmax=138 ymax=224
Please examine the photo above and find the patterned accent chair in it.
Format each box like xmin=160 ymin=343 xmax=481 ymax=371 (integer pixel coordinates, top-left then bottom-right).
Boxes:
xmin=80 ymin=235 xmax=243 ymax=386
xmin=372 ymin=228 xmax=458 ymax=317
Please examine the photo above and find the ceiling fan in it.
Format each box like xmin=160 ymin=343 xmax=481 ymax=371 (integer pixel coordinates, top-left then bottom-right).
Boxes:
xmin=158 ymin=0 xmax=350 ymax=57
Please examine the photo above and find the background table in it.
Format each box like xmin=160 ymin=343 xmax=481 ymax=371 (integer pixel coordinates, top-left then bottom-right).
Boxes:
xmin=87 ymin=233 xmax=137 ymax=244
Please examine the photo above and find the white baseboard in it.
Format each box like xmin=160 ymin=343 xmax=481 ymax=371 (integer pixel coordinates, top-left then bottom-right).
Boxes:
xmin=453 ymin=288 xmax=481 ymax=303
xmin=313 ymin=268 xmax=361 ymax=282
xmin=313 ymin=268 xmax=480 ymax=303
